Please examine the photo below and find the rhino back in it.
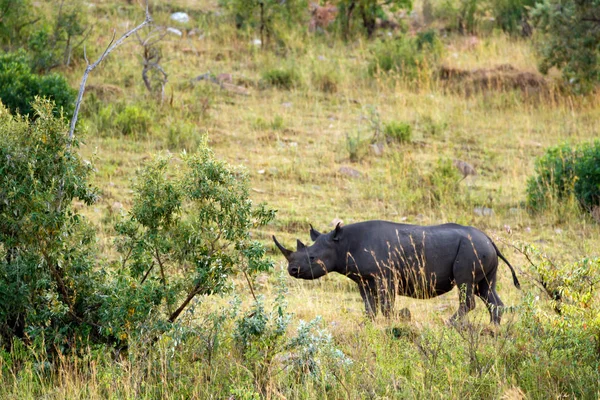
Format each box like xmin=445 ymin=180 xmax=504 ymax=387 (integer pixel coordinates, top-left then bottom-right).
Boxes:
xmin=337 ymin=221 xmax=491 ymax=295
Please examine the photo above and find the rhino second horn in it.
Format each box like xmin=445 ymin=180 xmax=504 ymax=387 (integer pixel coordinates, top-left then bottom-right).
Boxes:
xmin=296 ymin=239 xmax=306 ymax=251
xmin=309 ymin=224 xmax=321 ymax=241
xmin=272 ymin=236 xmax=292 ymax=259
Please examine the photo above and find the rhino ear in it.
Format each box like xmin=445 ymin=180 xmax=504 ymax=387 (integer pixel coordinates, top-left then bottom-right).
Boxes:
xmin=309 ymin=224 xmax=321 ymax=241
xmin=296 ymin=239 xmax=306 ymax=251
xmin=332 ymin=222 xmax=342 ymax=242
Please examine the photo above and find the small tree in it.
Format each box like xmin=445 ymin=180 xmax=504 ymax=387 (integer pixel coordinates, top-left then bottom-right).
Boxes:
xmin=113 ymin=142 xmax=275 ymax=340
xmin=0 ymin=99 xmax=101 ymax=351
xmin=337 ymin=0 xmax=412 ymax=39
xmin=224 ymin=0 xmax=308 ymax=47
xmin=531 ymin=0 xmax=600 ymax=92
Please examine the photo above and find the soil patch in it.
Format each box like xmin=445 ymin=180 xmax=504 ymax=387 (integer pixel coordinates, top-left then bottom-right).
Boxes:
xmin=440 ymin=64 xmax=549 ymax=96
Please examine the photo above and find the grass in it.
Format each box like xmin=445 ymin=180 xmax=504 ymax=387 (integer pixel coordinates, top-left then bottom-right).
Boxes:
xmin=3 ymin=0 xmax=600 ymax=398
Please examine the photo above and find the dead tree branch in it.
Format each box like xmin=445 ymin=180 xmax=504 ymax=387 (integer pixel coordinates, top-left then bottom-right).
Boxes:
xmin=67 ymin=2 xmax=153 ymax=143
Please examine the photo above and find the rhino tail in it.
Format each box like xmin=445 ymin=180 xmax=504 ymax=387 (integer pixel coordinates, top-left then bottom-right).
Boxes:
xmin=490 ymin=239 xmax=521 ymax=290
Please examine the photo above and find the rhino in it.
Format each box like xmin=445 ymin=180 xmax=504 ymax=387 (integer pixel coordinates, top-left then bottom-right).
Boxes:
xmin=273 ymin=220 xmax=520 ymax=324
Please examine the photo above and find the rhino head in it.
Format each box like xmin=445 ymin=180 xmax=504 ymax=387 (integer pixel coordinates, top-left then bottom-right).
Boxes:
xmin=272 ymin=223 xmax=342 ymax=279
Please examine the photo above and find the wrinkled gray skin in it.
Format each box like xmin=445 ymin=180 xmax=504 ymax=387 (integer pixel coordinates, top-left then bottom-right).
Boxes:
xmin=273 ymin=221 xmax=520 ymax=324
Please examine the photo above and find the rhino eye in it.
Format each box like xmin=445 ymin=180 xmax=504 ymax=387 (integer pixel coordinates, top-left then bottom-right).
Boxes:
xmin=309 ymin=256 xmax=315 ymax=262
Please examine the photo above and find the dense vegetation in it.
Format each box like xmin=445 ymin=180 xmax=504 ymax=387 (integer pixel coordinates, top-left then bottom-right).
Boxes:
xmin=0 ymin=0 xmax=599 ymax=398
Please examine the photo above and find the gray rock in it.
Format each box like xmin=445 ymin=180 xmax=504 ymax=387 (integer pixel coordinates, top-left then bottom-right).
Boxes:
xmin=474 ymin=207 xmax=494 ymax=217
xmin=338 ymin=166 xmax=362 ymax=178
xmin=170 ymin=12 xmax=190 ymax=23
xmin=166 ymin=27 xmax=183 ymax=37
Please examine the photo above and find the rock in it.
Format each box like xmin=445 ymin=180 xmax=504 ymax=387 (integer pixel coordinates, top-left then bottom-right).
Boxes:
xmin=453 ymin=159 xmax=477 ymax=178
xmin=474 ymin=207 xmax=494 ymax=217
xmin=111 ymin=201 xmax=123 ymax=213
xmin=338 ymin=166 xmax=362 ymax=179
xmin=170 ymin=12 xmax=190 ymax=24
xmin=370 ymin=143 xmax=384 ymax=156
xmin=252 ymin=38 xmax=262 ymax=46
xmin=166 ymin=27 xmax=183 ymax=37
xmin=554 ymin=228 xmax=563 ymax=234
xmin=504 ymin=225 xmax=512 ymax=234
xmin=216 ymin=73 xmax=232 ymax=84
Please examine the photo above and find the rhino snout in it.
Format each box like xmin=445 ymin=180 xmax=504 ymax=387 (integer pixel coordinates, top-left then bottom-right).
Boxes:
xmin=288 ymin=265 xmax=300 ymax=277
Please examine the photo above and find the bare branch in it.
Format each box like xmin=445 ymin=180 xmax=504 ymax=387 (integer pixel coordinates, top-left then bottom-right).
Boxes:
xmin=67 ymin=1 xmax=152 ymax=143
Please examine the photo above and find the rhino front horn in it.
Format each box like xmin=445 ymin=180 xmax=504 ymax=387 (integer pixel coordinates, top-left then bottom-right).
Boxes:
xmin=272 ymin=236 xmax=292 ymax=259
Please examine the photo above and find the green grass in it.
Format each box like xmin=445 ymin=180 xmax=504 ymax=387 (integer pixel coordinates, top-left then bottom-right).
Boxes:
xmin=2 ymin=0 xmax=600 ymax=398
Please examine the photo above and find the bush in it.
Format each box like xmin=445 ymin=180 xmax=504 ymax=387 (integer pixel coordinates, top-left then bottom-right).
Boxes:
xmin=489 ymin=0 xmax=535 ymax=35
xmin=336 ymin=0 xmax=413 ymax=38
xmin=531 ymin=0 xmax=600 ymax=92
xmin=383 ymin=121 xmax=412 ymax=143
xmin=368 ymin=32 xmax=442 ymax=78
xmin=0 ymin=99 xmax=101 ymax=352
xmin=114 ymin=104 xmax=152 ymax=136
xmin=0 ymin=51 xmax=76 ymax=118
xmin=223 ymin=0 xmax=307 ymax=47
xmin=261 ymin=67 xmax=302 ymax=90
xmin=526 ymin=141 xmax=600 ymax=212
xmin=114 ymin=141 xmax=276 ymax=339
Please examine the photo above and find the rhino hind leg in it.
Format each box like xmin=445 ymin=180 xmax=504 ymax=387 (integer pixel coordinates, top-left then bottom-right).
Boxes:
xmin=449 ymin=282 xmax=476 ymax=324
xmin=476 ymin=279 xmax=505 ymax=324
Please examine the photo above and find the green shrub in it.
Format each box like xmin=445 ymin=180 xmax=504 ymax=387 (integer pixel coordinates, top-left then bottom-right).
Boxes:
xmin=0 ymin=99 xmax=101 ymax=352
xmin=223 ymin=0 xmax=308 ymax=47
xmin=261 ymin=67 xmax=302 ymax=90
xmin=383 ymin=121 xmax=412 ymax=143
xmin=336 ymin=0 xmax=413 ymax=38
xmin=312 ymin=67 xmax=339 ymax=93
xmin=0 ymin=51 xmax=76 ymax=118
xmin=368 ymin=32 xmax=442 ymax=78
xmin=114 ymin=104 xmax=152 ymax=136
xmin=526 ymin=141 xmax=600 ymax=212
xmin=346 ymin=130 xmax=369 ymax=162
xmin=489 ymin=0 xmax=535 ymax=35
xmin=114 ymin=142 xmax=276 ymax=340
xmin=531 ymin=0 xmax=600 ymax=92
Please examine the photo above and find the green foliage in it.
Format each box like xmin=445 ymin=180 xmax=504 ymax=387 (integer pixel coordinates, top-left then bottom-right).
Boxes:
xmin=511 ymin=245 xmax=600 ymax=397
xmin=531 ymin=0 xmax=600 ymax=92
xmin=425 ymin=158 xmax=462 ymax=205
xmin=527 ymin=141 xmax=600 ymax=212
xmin=346 ymin=130 xmax=369 ymax=162
xmin=0 ymin=0 xmax=87 ymax=72
xmin=114 ymin=104 xmax=152 ymax=136
xmin=336 ymin=0 xmax=413 ymax=38
xmin=223 ymin=0 xmax=308 ymax=46
xmin=311 ymin=67 xmax=340 ymax=93
xmin=368 ymin=31 xmax=442 ymax=78
xmin=432 ymin=0 xmax=481 ymax=34
xmin=0 ymin=99 xmax=101 ymax=351
xmin=234 ymin=282 xmax=351 ymax=394
xmin=0 ymin=0 xmax=33 ymax=46
xmin=261 ymin=66 xmax=302 ymax=90
xmin=0 ymin=51 xmax=76 ymax=118
xmin=383 ymin=121 xmax=412 ymax=143
xmin=489 ymin=0 xmax=535 ymax=35
xmin=114 ymin=141 xmax=276 ymax=336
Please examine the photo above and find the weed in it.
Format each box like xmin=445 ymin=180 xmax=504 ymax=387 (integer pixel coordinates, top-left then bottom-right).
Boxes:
xmin=383 ymin=121 xmax=412 ymax=144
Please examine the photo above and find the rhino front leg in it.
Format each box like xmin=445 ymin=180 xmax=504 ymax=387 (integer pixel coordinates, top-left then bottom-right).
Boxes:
xmin=358 ymin=279 xmax=378 ymax=318
xmin=378 ymin=277 xmax=396 ymax=318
